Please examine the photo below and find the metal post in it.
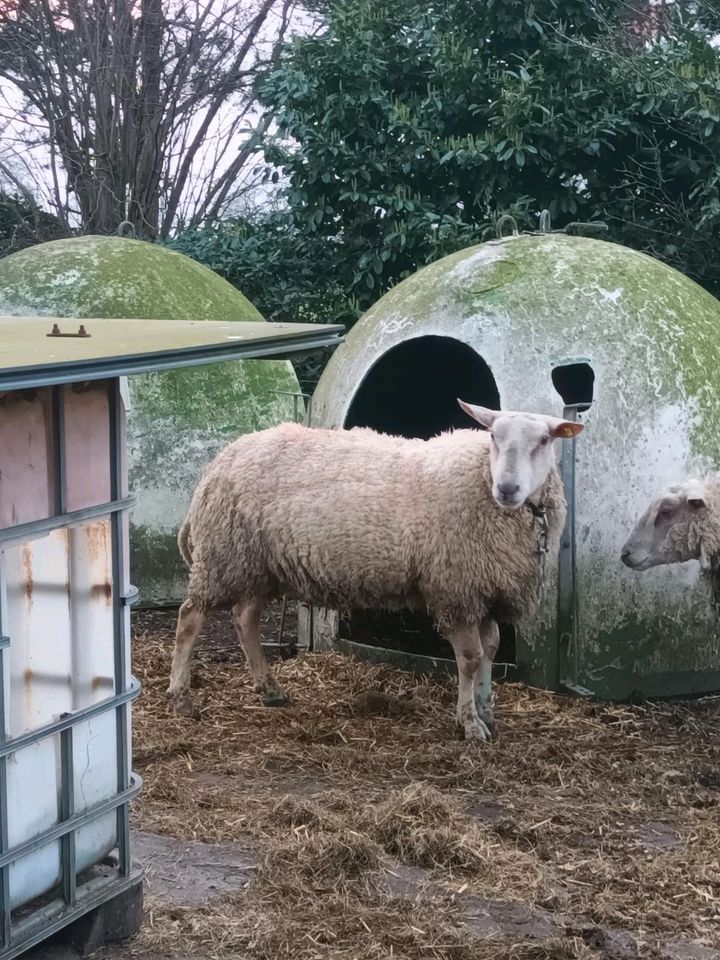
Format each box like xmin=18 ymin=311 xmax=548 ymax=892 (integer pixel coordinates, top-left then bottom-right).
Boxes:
xmin=275 ymin=391 xmax=312 ymax=426
xmin=556 ymin=406 xmax=575 ymax=688
xmin=557 ymin=404 xmax=593 ymax=697
xmin=0 ymin=628 xmax=10 ymax=949
xmin=59 ymin=726 xmax=76 ymax=904
xmin=108 ymin=380 xmax=130 ymax=877
xmin=53 ymin=385 xmax=77 ymax=904
xmin=51 ymin=386 xmax=67 ymax=516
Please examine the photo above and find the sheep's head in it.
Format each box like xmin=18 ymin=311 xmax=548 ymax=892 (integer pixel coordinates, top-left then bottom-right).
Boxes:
xmin=457 ymin=400 xmax=584 ymax=511
xmin=621 ymin=480 xmax=710 ymax=571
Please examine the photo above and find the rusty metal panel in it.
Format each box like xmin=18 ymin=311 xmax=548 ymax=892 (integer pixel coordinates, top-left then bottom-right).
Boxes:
xmin=64 ymin=386 xmax=111 ymax=512
xmin=2 ymin=516 xmax=118 ymax=908
xmin=0 ymin=392 xmax=54 ymax=528
xmin=5 ymin=531 xmax=73 ymax=735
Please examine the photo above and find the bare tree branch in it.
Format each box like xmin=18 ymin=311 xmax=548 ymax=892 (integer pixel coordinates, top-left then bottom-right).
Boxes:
xmin=0 ymin=0 xmax=298 ymax=236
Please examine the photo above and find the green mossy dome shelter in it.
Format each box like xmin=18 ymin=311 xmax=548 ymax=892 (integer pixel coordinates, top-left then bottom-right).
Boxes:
xmin=0 ymin=235 xmax=300 ymax=604
xmin=304 ymin=233 xmax=720 ymax=701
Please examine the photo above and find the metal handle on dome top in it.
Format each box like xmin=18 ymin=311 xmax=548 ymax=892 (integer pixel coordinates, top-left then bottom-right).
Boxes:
xmin=495 ymin=214 xmax=519 ymax=239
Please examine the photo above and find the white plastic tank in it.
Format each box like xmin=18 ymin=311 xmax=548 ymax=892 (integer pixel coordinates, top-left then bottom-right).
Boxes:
xmin=0 ymin=381 xmax=129 ymax=910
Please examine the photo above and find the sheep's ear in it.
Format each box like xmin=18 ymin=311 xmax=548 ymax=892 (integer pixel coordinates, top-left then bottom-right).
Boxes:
xmin=549 ymin=420 xmax=584 ymax=439
xmin=686 ymin=480 xmax=707 ymax=510
xmin=457 ymin=399 xmax=499 ymax=430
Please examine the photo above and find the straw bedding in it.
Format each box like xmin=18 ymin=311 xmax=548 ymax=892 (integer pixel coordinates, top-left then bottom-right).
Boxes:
xmin=124 ymin=605 xmax=720 ymax=959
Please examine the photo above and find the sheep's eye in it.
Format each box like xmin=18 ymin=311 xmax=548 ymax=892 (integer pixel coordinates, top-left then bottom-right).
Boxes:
xmin=539 ymin=435 xmax=550 ymax=448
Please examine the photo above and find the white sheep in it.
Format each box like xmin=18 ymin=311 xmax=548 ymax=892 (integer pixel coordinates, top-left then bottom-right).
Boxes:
xmin=168 ymin=401 xmax=584 ymax=741
xmin=621 ymin=478 xmax=720 ymax=577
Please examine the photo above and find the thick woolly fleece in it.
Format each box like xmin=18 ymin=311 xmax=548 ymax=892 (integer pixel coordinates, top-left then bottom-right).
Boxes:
xmin=179 ymin=423 xmax=566 ymax=630
xmin=681 ymin=477 xmax=720 ymax=561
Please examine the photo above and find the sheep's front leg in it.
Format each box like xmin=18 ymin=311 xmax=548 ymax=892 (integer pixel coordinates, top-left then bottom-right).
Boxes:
xmin=233 ymin=600 xmax=289 ymax=707
xmin=475 ymin=616 xmax=500 ymax=736
xmin=168 ymin=598 xmax=206 ymax=717
xmin=448 ymin=625 xmax=491 ymax=742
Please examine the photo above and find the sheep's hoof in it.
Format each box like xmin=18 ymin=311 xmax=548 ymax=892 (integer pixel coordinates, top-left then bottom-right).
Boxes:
xmin=458 ymin=717 xmax=491 ymax=742
xmin=168 ymin=689 xmax=198 ymax=718
xmin=260 ymin=684 xmax=289 ymax=707
xmin=475 ymin=706 xmax=496 ymax=736
xmin=262 ymin=693 xmax=289 ymax=707
xmin=465 ymin=722 xmax=491 ymax=742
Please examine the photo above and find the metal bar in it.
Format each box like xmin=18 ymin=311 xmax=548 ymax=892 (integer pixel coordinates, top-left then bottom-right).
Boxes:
xmin=570 ymin=427 xmax=579 ymax=687
xmin=51 ymin=385 xmax=67 ymax=516
xmin=0 ymin=775 xmax=142 ymax=870
xmin=276 ymin=391 xmax=312 ymax=426
xmin=0 ymin=690 xmax=10 ymax=949
xmin=115 ymin=696 xmax=130 ymax=878
xmin=556 ymin=406 xmax=595 ymax=697
xmin=59 ymin=726 xmax=76 ymax=905
xmin=2 ymin=867 xmax=142 ymax=960
xmin=0 ymin=678 xmax=140 ymax=759
xmin=556 ymin=406 xmax=577 ymax=690
xmin=278 ymin=596 xmax=287 ymax=647
xmin=109 ymin=379 xmax=121 ymax=504
xmin=0 ymin=329 xmax=345 ymax=393
xmin=0 ymin=496 xmax=135 ymax=546
xmin=108 ymin=379 xmax=131 ymax=877
xmin=0 ymin=545 xmax=11 ymax=948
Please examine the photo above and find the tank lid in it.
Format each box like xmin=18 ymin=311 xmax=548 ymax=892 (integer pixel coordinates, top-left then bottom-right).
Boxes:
xmin=0 ymin=316 xmax=344 ymax=391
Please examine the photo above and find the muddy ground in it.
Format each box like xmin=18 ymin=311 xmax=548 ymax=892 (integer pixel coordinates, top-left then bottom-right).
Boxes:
xmin=49 ymin=602 xmax=718 ymax=960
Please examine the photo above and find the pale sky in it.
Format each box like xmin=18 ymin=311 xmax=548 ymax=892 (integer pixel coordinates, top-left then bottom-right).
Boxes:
xmin=0 ymin=0 xmax=312 ymax=228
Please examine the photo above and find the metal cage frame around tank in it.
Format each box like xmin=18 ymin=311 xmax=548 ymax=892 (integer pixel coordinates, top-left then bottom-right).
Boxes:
xmin=0 ymin=379 xmax=142 ymax=960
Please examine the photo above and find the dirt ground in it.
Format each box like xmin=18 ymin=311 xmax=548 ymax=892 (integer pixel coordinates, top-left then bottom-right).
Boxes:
xmin=97 ymin=603 xmax=720 ymax=960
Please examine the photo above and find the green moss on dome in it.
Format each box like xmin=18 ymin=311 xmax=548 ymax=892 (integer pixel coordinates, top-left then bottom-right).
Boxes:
xmin=0 ymin=234 xmax=261 ymax=321
xmin=328 ymin=234 xmax=720 ymax=463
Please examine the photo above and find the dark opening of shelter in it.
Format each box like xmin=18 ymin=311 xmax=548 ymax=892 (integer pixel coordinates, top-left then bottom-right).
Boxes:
xmin=551 ymin=361 xmax=594 ymax=412
xmin=341 ymin=336 xmax=515 ymax=667
xmin=344 ymin=335 xmax=501 ymax=439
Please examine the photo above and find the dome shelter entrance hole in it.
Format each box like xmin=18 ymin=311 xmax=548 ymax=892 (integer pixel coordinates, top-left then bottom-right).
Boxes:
xmin=345 ymin=334 xmax=500 ymax=438
xmin=342 ymin=335 xmax=515 ymax=665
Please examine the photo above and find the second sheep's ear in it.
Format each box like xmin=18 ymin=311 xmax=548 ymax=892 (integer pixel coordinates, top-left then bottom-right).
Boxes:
xmin=686 ymin=479 xmax=707 ymax=511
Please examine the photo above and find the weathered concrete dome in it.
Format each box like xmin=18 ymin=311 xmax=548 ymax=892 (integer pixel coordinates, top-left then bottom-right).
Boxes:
xmin=311 ymin=233 xmax=720 ymax=700
xmin=0 ymin=236 xmax=300 ymax=604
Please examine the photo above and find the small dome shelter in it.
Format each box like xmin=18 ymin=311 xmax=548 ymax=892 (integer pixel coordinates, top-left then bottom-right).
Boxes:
xmin=0 ymin=236 xmax=300 ymax=604
xmin=300 ymin=227 xmax=720 ymax=701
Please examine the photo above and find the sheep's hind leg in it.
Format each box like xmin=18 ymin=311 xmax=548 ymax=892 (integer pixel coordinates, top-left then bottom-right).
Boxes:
xmin=475 ymin=617 xmax=500 ymax=736
xmin=168 ymin=599 xmax=206 ymax=718
xmin=448 ymin=625 xmax=491 ymax=742
xmin=233 ymin=600 xmax=289 ymax=707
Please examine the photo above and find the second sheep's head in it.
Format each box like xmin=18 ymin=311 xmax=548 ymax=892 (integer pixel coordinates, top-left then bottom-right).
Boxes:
xmin=458 ymin=400 xmax=584 ymax=510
